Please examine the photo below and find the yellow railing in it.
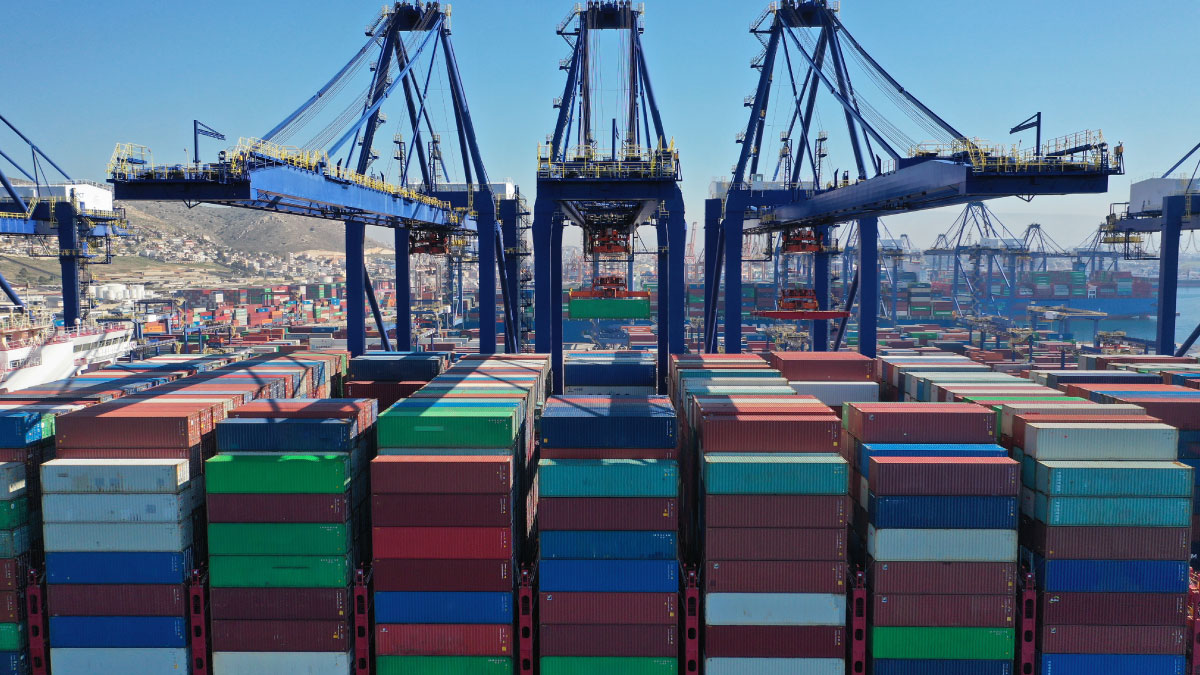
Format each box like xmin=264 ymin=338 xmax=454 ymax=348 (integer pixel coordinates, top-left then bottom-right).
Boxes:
xmin=536 ymin=140 xmax=680 ymax=180
xmin=908 ymin=131 xmax=1115 ymax=174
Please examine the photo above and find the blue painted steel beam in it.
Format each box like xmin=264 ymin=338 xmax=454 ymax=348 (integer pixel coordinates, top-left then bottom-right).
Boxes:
xmin=723 ymin=193 xmax=746 ymax=354
xmin=0 ymin=271 xmax=25 ymax=309
xmin=395 ymin=226 xmax=412 ymax=351
xmin=813 ymin=225 xmax=831 ymax=350
xmin=363 ymin=267 xmax=393 ymax=352
xmin=346 ymin=221 xmax=366 ymax=355
xmin=858 ymin=217 xmax=879 ymax=357
xmin=56 ymin=201 xmax=81 ymax=327
xmin=703 ymin=198 xmax=721 ymax=353
xmin=0 ymin=167 xmax=27 ymax=211
xmin=1158 ymin=195 xmax=1184 ymax=355
xmin=499 ymin=198 xmax=522 ymax=353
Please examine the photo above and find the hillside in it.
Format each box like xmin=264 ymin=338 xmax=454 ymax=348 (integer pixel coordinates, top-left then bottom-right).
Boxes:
xmin=119 ymin=201 xmax=394 ymax=256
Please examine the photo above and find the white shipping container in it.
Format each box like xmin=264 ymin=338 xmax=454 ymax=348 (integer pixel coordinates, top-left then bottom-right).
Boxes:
xmin=998 ymin=403 xmax=1144 ymax=437
xmin=1024 ymin=423 xmax=1178 ymax=460
xmin=42 ymin=484 xmax=200 ymax=523
xmin=0 ymin=462 xmax=25 ymax=499
xmin=789 ymin=381 xmax=879 ymax=406
xmin=50 ymin=647 xmax=189 ymax=674
xmin=867 ymin=527 xmax=1018 ymax=562
xmin=705 ymin=593 xmax=845 ymax=625
xmin=858 ymin=476 xmax=869 ymax=510
xmin=41 ymin=459 xmax=189 ymax=494
xmin=705 ymin=658 xmax=845 ymax=675
xmin=212 ymin=651 xmax=354 ymax=675
xmin=43 ymin=521 xmax=193 ymax=553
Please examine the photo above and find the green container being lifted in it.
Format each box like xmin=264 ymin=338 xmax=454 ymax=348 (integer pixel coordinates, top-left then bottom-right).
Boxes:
xmin=538 ymin=459 xmax=678 ymax=497
xmin=567 ymin=297 xmax=652 ymax=320
xmin=377 ymin=657 xmax=513 ymax=675
xmin=870 ymin=627 xmax=1015 ymax=660
xmin=205 ymin=454 xmax=351 ymax=494
xmin=703 ymin=454 xmax=848 ymax=495
xmin=0 ymin=623 xmax=23 ymax=651
xmin=539 ymin=657 xmax=678 ymax=675
xmin=0 ymin=498 xmax=28 ymax=531
xmin=208 ymin=523 xmax=352 ymax=556
xmin=377 ymin=404 xmax=519 ymax=449
xmin=209 ymin=554 xmax=352 ymax=588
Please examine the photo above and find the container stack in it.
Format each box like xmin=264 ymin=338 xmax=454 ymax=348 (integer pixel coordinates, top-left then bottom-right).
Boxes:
xmin=769 ymin=352 xmax=879 ymax=415
xmin=866 ymin=456 xmax=1020 ymax=673
xmin=1019 ymin=420 xmax=1191 ymax=674
xmin=42 ymin=458 xmax=197 ymax=674
xmin=701 ymin=453 xmax=849 ymax=675
xmin=371 ymin=455 xmax=517 ymax=675
xmin=563 ymin=352 xmax=657 ymax=394
xmin=344 ymin=353 xmax=446 ymax=409
xmin=533 ymin=394 xmax=681 ymax=675
xmin=206 ymin=398 xmax=376 ymax=675
xmin=535 ymin=459 xmax=679 ymax=675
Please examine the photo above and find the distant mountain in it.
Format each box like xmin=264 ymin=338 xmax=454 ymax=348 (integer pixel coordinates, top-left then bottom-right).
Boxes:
xmin=118 ymin=201 xmax=394 ymax=256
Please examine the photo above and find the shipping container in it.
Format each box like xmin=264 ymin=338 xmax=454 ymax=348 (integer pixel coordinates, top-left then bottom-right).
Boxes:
xmin=868 ymin=527 xmax=1017 ymax=562
xmin=705 ymin=593 xmax=845 ymax=625
xmin=537 ymin=593 xmax=676 ymax=625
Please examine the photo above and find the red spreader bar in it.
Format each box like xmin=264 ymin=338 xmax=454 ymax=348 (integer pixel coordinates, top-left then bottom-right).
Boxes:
xmin=354 ymin=567 xmax=371 ymax=675
xmin=26 ymin=569 xmax=46 ymax=675
xmin=850 ymin=569 xmax=866 ymax=674
xmin=754 ymin=310 xmax=852 ymax=320
xmin=1019 ymin=570 xmax=1038 ymax=675
xmin=519 ymin=566 xmax=534 ymax=674
xmin=684 ymin=567 xmax=700 ymax=673
xmin=188 ymin=569 xmax=210 ymax=675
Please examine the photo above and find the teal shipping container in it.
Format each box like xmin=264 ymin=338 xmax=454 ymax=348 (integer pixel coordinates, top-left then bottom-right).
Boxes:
xmin=1035 ymin=495 xmax=1192 ymax=527
xmin=1035 ymin=460 xmax=1193 ymax=497
xmin=702 ymin=454 xmax=847 ymax=495
xmin=538 ymin=459 xmax=678 ymax=497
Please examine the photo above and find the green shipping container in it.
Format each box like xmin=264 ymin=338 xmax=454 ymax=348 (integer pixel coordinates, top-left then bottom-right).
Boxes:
xmin=1035 ymin=495 xmax=1192 ymax=527
xmin=1036 ymin=461 xmax=1193 ymax=497
xmin=703 ymin=454 xmax=848 ymax=495
xmin=208 ymin=523 xmax=351 ymax=556
xmin=209 ymin=554 xmax=352 ymax=588
xmin=567 ymin=298 xmax=651 ymax=320
xmin=538 ymin=459 xmax=678 ymax=498
xmin=0 ymin=623 xmax=24 ymax=651
xmin=205 ymin=454 xmax=351 ymax=494
xmin=378 ymin=406 xmax=518 ymax=449
xmin=870 ymin=627 xmax=1015 ymax=660
xmin=0 ymin=498 xmax=28 ymax=530
xmin=377 ymin=657 xmax=512 ymax=675
xmin=539 ymin=657 xmax=677 ymax=675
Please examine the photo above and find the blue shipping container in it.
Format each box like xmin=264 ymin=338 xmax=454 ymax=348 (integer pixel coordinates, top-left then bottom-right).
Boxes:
xmin=45 ymin=551 xmax=192 ymax=585
xmin=540 ymin=397 xmax=677 ymax=449
xmin=1039 ymin=654 xmax=1186 ymax=675
xmin=0 ymin=653 xmax=23 ymax=675
xmin=0 ymin=411 xmax=47 ymax=448
xmin=48 ymin=616 xmax=188 ymax=648
xmin=873 ymin=659 xmax=1014 ymax=675
xmin=1033 ymin=557 xmax=1189 ymax=593
xmin=858 ymin=444 xmax=1007 ymax=478
xmin=539 ymin=531 xmax=677 ymax=560
xmin=563 ymin=362 xmax=657 ymax=388
xmin=373 ymin=592 xmax=512 ymax=624
xmin=538 ymin=559 xmax=679 ymax=593
xmin=870 ymin=496 xmax=1018 ymax=529
xmin=348 ymin=354 xmax=444 ymax=381
xmin=215 ymin=418 xmax=361 ymax=452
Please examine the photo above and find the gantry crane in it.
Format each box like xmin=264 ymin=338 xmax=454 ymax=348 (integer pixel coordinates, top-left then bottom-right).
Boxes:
xmin=108 ymin=2 xmax=517 ymax=356
xmin=533 ymin=1 xmax=685 ymax=392
xmin=704 ymin=1 xmax=1122 ymax=356
xmin=0 ymin=113 xmax=131 ymax=325
xmin=923 ymin=202 xmax=1028 ymax=319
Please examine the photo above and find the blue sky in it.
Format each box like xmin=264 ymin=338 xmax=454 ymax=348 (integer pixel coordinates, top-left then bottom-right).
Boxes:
xmin=2 ymin=0 xmax=1197 ymax=249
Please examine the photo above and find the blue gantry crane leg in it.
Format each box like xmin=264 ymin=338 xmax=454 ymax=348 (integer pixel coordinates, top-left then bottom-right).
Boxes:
xmin=108 ymin=3 xmax=518 ymax=356
xmin=706 ymin=1 xmax=1121 ymax=354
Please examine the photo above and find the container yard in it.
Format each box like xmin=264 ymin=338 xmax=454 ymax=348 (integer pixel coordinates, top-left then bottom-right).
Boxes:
xmin=1 ymin=0 xmax=1200 ymax=674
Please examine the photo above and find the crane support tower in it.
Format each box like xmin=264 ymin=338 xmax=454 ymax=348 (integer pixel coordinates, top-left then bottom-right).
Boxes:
xmin=108 ymin=2 xmax=518 ymax=356
xmin=533 ymin=1 xmax=686 ymax=393
xmin=705 ymin=0 xmax=1122 ymax=357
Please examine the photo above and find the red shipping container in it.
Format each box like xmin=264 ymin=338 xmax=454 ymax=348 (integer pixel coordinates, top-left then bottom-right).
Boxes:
xmin=704 ymin=625 xmax=844 ymax=658
xmin=705 ymin=495 xmax=848 ymax=528
xmin=1041 ymin=592 xmax=1188 ymax=627
xmin=700 ymin=414 xmax=841 ymax=452
xmin=47 ymin=584 xmax=185 ymax=617
xmin=344 ymin=381 xmax=426 ymax=408
xmin=0 ymin=592 xmax=20 ymax=622
xmin=1100 ymin=397 xmax=1200 ymax=431
xmin=0 ymin=558 xmax=25 ymax=592
xmin=1040 ymin=625 xmax=1187 ymax=655
xmin=705 ymin=561 xmax=847 ymax=594
xmin=1024 ymin=521 xmax=1191 ymax=560
xmin=540 ymin=448 xmax=678 ymax=460
xmin=845 ymin=403 xmax=995 ymax=443
xmin=539 ymin=624 xmax=676 ymax=657
xmin=206 ymin=493 xmax=349 ymax=524
xmin=537 ymin=497 xmax=677 ymax=531
xmin=55 ymin=408 xmax=203 ymax=449
xmin=537 ymin=593 xmax=676 ymax=625
xmin=372 ymin=494 xmax=512 ymax=527
xmin=704 ymin=528 xmax=846 ymax=561
xmin=210 ymin=619 xmax=349 ymax=652
xmin=767 ymin=352 xmax=875 ymax=381
xmin=872 ymin=593 xmax=1014 ymax=627
xmin=229 ymin=398 xmax=377 ymax=429
xmin=867 ymin=560 xmax=1017 ymax=595
xmin=209 ymin=588 xmax=350 ymax=621
xmin=373 ymin=527 xmax=511 ymax=560
xmin=371 ymin=456 xmax=513 ymax=494
xmin=868 ymin=457 xmax=1019 ymax=496
xmin=375 ymin=623 xmax=511 ymax=656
